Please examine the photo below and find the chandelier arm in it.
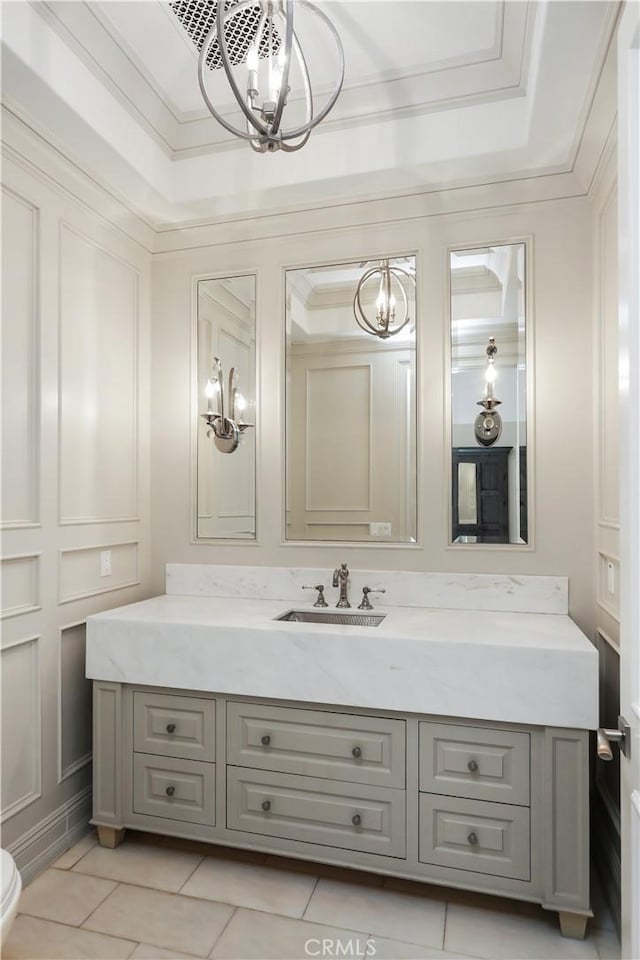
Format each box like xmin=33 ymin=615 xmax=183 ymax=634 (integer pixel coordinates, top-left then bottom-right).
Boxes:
xmin=276 ymin=0 xmax=344 ymax=140
xmin=291 ymin=27 xmax=314 ymax=125
xmin=278 ymin=130 xmax=311 ymax=152
xmin=198 ymin=29 xmax=266 ymax=141
xmin=215 ymin=2 xmax=271 ymax=137
xmin=270 ymin=1 xmax=294 ymax=136
xmin=354 ymin=281 xmax=378 ymax=336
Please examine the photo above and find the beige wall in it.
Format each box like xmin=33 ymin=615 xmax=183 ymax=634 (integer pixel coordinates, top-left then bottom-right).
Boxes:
xmin=151 ymin=195 xmax=595 ymax=636
xmin=0 ymin=117 xmax=152 ymax=875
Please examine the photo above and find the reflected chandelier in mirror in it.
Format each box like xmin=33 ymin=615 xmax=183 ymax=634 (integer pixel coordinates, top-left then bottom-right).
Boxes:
xmin=285 ymin=256 xmax=417 ymax=544
xmin=196 ymin=275 xmax=256 ymax=540
xmin=450 ymin=243 xmax=528 ymax=545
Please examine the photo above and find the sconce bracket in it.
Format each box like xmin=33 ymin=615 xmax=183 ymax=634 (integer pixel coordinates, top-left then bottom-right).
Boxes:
xmin=474 ymin=410 xmax=503 ymax=446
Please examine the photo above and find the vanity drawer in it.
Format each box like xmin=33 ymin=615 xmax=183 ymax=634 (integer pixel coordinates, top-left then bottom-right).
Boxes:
xmin=133 ymin=691 xmax=215 ymax=762
xmin=419 ymin=794 xmax=530 ymax=880
xmin=419 ymin=723 xmax=530 ymax=806
xmin=227 ymin=701 xmax=405 ymax=788
xmin=227 ymin=766 xmax=406 ymax=858
xmin=133 ymin=753 xmax=215 ymax=826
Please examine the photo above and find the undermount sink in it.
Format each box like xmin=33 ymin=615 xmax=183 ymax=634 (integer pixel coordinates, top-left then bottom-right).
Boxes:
xmin=276 ymin=609 xmax=386 ymax=627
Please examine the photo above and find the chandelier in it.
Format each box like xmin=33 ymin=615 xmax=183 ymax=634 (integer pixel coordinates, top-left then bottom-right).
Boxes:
xmin=353 ymin=260 xmax=415 ymax=340
xmin=197 ymin=0 xmax=345 ymax=153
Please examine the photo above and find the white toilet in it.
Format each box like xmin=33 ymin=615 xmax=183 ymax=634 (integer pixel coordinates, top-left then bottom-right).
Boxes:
xmin=0 ymin=849 xmax=21 ymax=946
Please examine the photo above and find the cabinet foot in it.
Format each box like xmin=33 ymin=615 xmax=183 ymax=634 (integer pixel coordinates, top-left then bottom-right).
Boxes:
xmin=558 ymin=911 xmax=588 ymax=940
xmin=97 ymin=826 xmax=126 ymax=849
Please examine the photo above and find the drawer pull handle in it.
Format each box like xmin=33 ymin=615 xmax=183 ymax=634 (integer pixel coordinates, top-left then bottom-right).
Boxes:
xmin=352 ymin=813 xmax=362 ymax=827
xmin=261 ymin=799 xmax=271 ymax=812
xmin=261 ymin=735 xmax=271 ymax=747
xmin=467 ymin=759 xmax=479 ymax=773
xmin=166 ymin=723 xmax=176 ymax=734
xmin=352 ymin=746 xmax=362 ymax=758
xmin=467 ymin=831 xmax=479 ymax=846
xmin=165 ymin=785 xmax=176 ymax=797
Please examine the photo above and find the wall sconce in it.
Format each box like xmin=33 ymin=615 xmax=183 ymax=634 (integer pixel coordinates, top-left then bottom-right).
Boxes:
xmin=353 ymin=259 xmax=415 ymax=339
xmin=474 ymin=337 xmax=503 ymax=446
xmin=201 ymin=357 xmax=254 ymax=454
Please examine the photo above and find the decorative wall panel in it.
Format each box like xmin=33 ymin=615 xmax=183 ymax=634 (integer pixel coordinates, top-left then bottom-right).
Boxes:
xmin=1 ymin=188 xmax=39 ymax=528
xmin=0 ymin=554 xmax=40 ymax=619
xmin=0 ymin=637 xmax=41 ymax=821
xmin=59 ymin=623 xmax=92 ymax=781
xmin=59 ymin=224 xmax=139 ymax=524
xmin=305 ymin=365 xmax=371 ymax=511
xmin=59 ymin=541 xmax=139 ymax=604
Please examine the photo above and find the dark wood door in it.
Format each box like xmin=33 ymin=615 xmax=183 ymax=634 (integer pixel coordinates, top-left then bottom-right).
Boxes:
xmin=452 ymin=447 xmax=511 ymax=543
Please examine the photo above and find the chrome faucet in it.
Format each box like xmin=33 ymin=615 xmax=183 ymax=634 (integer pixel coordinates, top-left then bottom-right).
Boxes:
xmin=332 ymin=562 xmax=351 ymax=608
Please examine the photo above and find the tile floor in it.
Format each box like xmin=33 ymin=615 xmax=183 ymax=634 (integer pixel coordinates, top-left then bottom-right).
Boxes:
xmin=4 ymin=831 xmax=621 ymax=960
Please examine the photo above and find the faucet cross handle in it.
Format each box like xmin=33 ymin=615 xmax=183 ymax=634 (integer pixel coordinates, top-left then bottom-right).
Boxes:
xmin=357 ymin=586 xmax=386 ymax=611
xmin=302 ymin=584 xmax=328 ymax=608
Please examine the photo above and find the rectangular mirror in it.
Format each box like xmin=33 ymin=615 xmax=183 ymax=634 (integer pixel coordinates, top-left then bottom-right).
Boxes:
xmin=450 ymin=243 xmax=528 ymax=544
xmin=285 ymin=256 xmax=417 ymax=543
xmin=196 ymin=275 xmax=256 ymax=539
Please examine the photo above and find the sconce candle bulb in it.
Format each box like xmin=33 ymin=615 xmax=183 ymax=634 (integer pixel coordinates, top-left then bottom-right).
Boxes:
xmin=201 ymin=357 xmax=254 ymax=454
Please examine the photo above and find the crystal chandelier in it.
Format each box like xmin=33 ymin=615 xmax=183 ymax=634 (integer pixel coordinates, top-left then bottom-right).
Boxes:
xmin=353 ymin=260 xmax=415 ymax=340
xmin=198 ymin=0 xmax=345 ymax=153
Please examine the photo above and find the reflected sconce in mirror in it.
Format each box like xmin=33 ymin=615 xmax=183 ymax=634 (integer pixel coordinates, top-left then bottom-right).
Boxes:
xmin=353 ymin=259 xmax=415 ymax=339
xmin=201 ymin=357 xmax=254 ymax=454
xmin=474 ymin=337 xmax=503 ymax=446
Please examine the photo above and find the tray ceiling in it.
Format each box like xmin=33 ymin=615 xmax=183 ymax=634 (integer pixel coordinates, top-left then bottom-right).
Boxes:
xmin=0 ymin=0 xmax=619 ymax=226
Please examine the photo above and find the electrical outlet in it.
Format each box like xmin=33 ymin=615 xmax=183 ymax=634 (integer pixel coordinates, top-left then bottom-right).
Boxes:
xmin=100 ymin=550 xmax=112 ymax=577
xmin=370 ymin=522 xmax=392 ymax=537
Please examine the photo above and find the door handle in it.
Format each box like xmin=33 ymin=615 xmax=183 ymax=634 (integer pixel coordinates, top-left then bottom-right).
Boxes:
xmin=597 ymin=716 xmax=630 ymax=760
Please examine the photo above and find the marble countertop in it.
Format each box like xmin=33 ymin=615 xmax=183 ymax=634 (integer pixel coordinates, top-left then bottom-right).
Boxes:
xmin=86 ymin=594 xmax=598 ymax=729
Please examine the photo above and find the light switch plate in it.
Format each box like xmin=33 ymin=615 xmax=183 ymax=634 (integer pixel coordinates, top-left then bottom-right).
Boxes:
xmin=100 ymin=550 xmax=112 ymax=577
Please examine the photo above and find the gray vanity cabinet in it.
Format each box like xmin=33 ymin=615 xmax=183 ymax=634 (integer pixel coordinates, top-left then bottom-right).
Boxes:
xmin=92 ymin=682 xmax=591 ymax=939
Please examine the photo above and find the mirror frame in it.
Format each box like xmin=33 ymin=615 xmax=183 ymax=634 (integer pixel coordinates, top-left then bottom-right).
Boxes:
xmin=191 ymin=270 xmax=259 ymax=544
xmin=445 ymin=237 xmax=535 ymax=551
xmin=281 ymin=250 xmax=421 ymax=548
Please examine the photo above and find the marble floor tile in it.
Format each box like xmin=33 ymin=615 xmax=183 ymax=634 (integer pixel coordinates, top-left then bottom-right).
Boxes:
xmin=130 ymin=943 xmax=205 ymax=959
xmin=264 ymin=854 xmax=385 ymax=886
xmin=444 ymin=901 xmax=601 ymax=960
xmin=129 ymin=832 xmax=266 ymax=865
xmin=73 ymin=840 xmax=204 ymax=893
xmin=3 ymin=915 xmax=135 ymax=959
xmin=54 ymin=830 xmax=98 ymax=869
xmin=17 ymin=867 xmax=116 ymax=926
xmin=304 ymin=878 xmax=446 ymax=948
xmin=83 ymin=882 xmax=234 ymax=957
xmin=210 ymin=907 xmax=370 ymax=959
xmin=366 ymin=936 xmax=473 ymax=960
xmin=180 ymin=857 xmax=318 ymax=918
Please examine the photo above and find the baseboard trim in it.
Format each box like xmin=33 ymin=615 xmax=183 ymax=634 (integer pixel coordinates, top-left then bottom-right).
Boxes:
xmin=6 ymin=786 xmax=93 ymax=885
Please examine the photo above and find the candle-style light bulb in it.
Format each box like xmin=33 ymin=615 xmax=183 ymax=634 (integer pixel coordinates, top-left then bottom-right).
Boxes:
xmin=485 ymin=363 xmax=497 ymax=384
xmin=246 ymin=41 xmax=259 ymax=98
